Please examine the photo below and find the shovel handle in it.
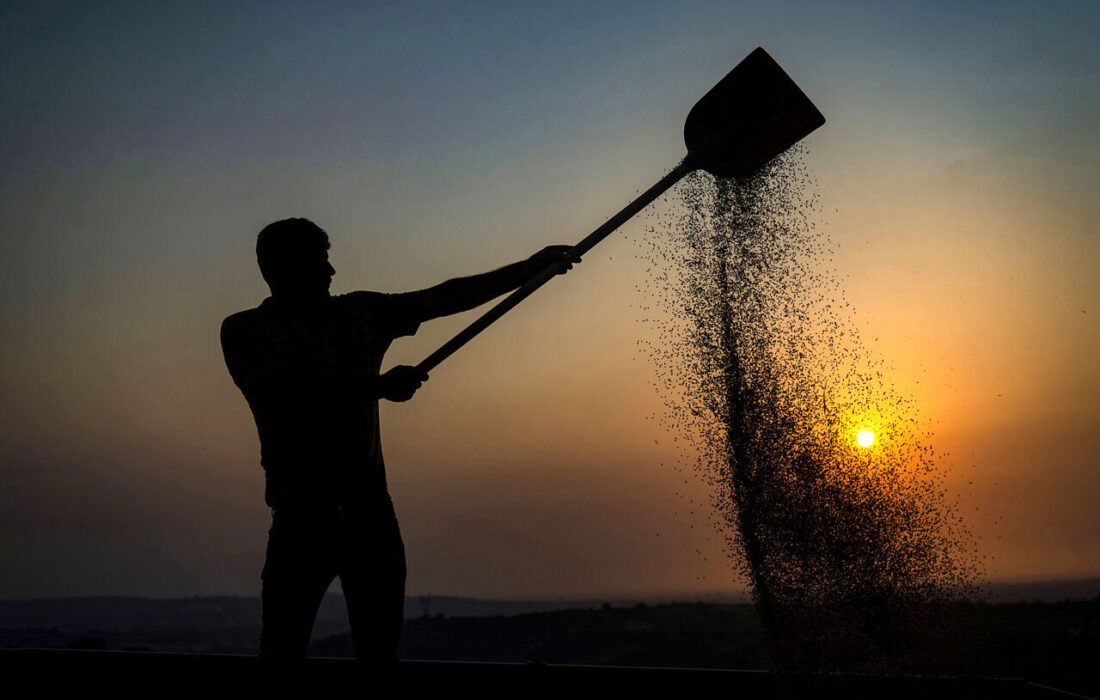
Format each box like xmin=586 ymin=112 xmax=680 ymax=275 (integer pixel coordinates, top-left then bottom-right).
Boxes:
xmin=415 ymin=158 xmax=695 ymax=375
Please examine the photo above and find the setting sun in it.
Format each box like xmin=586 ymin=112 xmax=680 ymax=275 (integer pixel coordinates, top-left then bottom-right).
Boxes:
xmin=857 ymin=430 xmax=875 ymax=448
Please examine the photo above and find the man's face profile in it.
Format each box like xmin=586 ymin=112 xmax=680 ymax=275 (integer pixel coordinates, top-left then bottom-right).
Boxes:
xmin=256 ymin=218 xmax=335 ymax=301
xmin=274 ymin=247 xmax=335 ymax=300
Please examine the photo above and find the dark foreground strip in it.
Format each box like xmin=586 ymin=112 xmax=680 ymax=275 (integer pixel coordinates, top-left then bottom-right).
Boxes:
xmin=1027 ymin=682 xmax=1098 ymax=700
xmin=0 ymin=648 xmax=1084 ymax=699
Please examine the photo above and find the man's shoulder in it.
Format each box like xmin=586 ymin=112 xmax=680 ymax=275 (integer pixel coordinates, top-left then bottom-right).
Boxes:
xmin=331 ymin=290 xmax=392 ymax=316
xmin=220 ymin=303 xmax=272 ymax=345
xmin=221 ymin=306 xmax=261 ymax=331
xmin=333 ymin=290 xmax=384 ymax=305
xmin=335 ymin=289 xmax=433 ymax=310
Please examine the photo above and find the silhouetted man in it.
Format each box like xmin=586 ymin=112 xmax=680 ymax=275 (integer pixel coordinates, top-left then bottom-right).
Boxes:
xmin=220 ymin=218 xmax=574 ymax=663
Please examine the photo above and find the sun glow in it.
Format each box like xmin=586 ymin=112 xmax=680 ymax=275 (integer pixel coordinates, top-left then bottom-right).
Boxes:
xmin=857 ymin=430 xmax=875 ymax=448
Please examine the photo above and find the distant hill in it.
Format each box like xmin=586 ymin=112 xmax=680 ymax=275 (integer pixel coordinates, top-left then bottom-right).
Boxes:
xmin=1 ymin=593 xmax=1098 ymax=688
xmin=323 ymin=603 xmax=769 ymax=669
xmin=1 ymin=578 xmax=1096 ymax=658
xmin=0 ymin=594 xmax=650 ymax=655
xmin=978 ymin=577 xmax=1100 ymax=602
xmin=0 ymin=594 xmax=635 ymax=631
xmin=318 ymin=599 xmax=1100 ymax=680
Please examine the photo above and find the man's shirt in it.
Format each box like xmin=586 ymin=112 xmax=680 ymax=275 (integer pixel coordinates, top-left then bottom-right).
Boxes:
xmin=221 ymin=291 xmax=425 ymax=507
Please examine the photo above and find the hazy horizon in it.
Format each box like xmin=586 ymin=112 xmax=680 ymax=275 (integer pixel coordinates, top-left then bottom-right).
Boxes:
xmin=4 ymin=574 xmax=1100 ymax=604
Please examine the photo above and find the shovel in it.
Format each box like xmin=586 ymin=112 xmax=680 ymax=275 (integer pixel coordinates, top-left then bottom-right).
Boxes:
xmin=415 ymin=46 xmax=825 ymax=375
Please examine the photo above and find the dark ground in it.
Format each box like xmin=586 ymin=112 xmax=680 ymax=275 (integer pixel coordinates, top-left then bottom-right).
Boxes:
xmin=1 ymin=595 xmax=1097 ymax=696
xmin=0 ymin=648 xmax=1078 ymax=699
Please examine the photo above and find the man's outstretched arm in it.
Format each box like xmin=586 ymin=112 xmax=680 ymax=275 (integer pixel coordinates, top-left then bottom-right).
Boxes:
xmin=407 ymin=245 xmax=578 ymax=322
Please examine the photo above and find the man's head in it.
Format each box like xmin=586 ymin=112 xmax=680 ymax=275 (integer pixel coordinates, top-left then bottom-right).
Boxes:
xmin=256 ymin=218 xmax=335 ymax=300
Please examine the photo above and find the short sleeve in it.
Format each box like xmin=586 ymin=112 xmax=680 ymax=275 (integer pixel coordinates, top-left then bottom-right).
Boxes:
xmin=378 ymin=291 xmax=429 ymax=338
xmin=344 ymin=290 xmax=427 ymax=340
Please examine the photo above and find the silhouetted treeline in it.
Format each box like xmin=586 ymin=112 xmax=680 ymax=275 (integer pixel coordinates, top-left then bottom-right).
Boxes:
xmin=2 ymin=596 xmax=1097 ymax=682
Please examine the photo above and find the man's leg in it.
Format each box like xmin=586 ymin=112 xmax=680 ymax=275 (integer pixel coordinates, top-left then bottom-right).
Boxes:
xmin=260 ymin=504 xmax=341 ymax=659
xmin=339 ymin=495 xmax=407 ymax=664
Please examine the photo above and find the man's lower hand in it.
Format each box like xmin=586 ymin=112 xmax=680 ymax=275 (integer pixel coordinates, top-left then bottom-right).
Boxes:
xmin=528 ymin=245 xmax=580 ymax=276
xmin=379 ymin=365 xmax=428 ymax=402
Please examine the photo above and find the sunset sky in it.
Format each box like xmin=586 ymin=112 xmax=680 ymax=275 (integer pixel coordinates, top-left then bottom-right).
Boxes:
xmin=1 ymin=1 xmax=1097 ymax=599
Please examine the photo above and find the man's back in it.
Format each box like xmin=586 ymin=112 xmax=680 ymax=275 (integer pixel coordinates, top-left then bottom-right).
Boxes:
xmin=221 ymin=291 xmax=422 ymax=506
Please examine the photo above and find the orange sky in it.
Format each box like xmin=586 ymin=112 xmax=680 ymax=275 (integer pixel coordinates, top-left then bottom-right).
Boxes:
xmin=1 ymin=2 xmax=1097 ymax=598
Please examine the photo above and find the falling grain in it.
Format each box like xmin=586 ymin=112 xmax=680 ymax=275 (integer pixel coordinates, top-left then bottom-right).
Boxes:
xmin=638 ymin=147 xmax=980 ymax=673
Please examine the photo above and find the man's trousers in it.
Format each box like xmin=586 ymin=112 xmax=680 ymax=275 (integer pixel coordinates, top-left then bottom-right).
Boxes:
xmin=259 ymin=493 xmax=406 ymax=662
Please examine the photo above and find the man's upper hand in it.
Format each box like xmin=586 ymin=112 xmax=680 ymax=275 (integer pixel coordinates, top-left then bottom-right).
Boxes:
xmin=527 ymin=245 xmax=580 ymax=277
xmin=378 ymin=365 xmax=428 ymax=402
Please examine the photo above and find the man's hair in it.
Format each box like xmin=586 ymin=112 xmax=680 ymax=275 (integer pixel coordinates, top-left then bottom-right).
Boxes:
xmin=256 ymin=218 xmax=330 ymax=283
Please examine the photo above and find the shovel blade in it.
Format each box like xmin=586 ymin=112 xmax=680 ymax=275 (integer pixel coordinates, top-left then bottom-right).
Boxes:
xmin=684 ymin=47 xmax=825 ymax=179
